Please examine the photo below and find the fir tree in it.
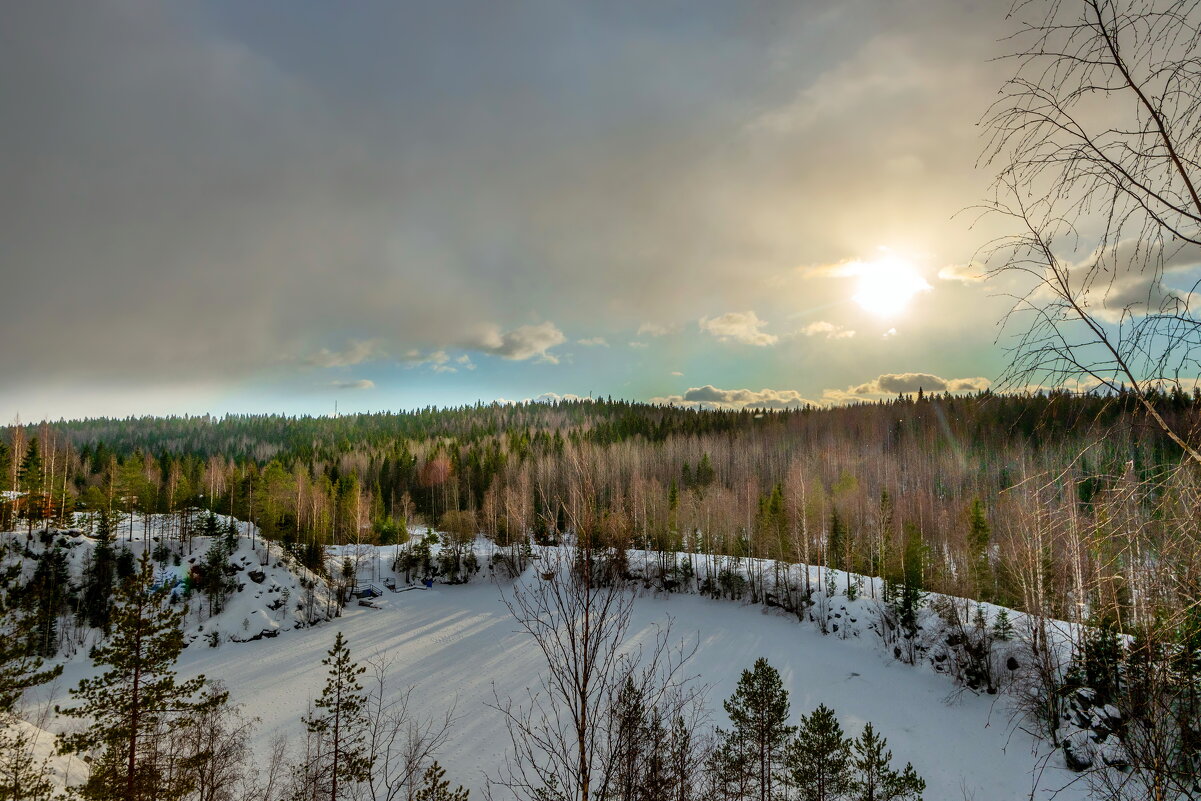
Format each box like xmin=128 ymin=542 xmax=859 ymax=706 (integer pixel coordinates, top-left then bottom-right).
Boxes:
xmin=81 ymin=508 xmax=117 ymax=631
xmin=23 ymin=546 xmax=69 ymax=657
xmin=715 ymin=657 xmax=795 ymax=801
xmin=828 ymin=510 xmax=848 ymax=572
xmin=991 ymin=609 xmax=1013 ymax=641
xmin=966 ymin=499 xmax=990 ymax=597
xmin=300 ymin=631 xmax=374 ymax=801
xmin=850 ymin=723 xmax=925 ymax=801
xmin=57 ymin=551 xmax=222 ymax=801
xmin=786 ymin=704 xmax=853 ymax=801
xmin=17 ymin=439 xmax=44 ymax=534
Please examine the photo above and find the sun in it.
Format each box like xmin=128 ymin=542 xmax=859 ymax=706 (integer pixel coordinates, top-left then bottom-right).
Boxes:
xmin=850 ymin=255 xmax=931 ymax=317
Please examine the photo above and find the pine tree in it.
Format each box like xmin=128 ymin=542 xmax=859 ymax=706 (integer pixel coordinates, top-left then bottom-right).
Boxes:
xmin=57 ymin=551 xmax=222 ymax=801
xmin=414 ymin=761 xmax=469 ymax=801
xmin=850 ymin=723 xmax=925 ymax=801
xmin=300 ymin=631 xmax=374 ymax=801
xmin=0 ymin=723 xmax=55 ymax=801
xmin=715 ymin=658 xmax=795 ymax=801
xmin=786 ymin=704 xmax=853 ymax=801
xmin=0 ymin=609 xmax=61 ymax=718
xmin=0 ymin=596 xmax=60 ymax=801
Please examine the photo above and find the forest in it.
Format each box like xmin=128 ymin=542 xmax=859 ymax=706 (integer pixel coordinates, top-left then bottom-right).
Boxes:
xmin=3 ymin=389 xmax=1199 ymax=632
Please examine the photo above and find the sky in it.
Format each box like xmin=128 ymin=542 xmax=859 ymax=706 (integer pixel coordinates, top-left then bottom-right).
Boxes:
xmin=1 ymin=0 xmax=1028 ymax=422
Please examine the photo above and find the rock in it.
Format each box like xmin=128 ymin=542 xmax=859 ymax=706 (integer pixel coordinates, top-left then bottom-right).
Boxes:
xmin=1075 ymin=687 xmax=1096 ymax=709
xmin=1063 ymin=734 xmax=1094 ymax=771
xmin=248 ymin=570 xmax=266 ymax=584
xmin=1006 ymin=656 xmax=1020 ymax=671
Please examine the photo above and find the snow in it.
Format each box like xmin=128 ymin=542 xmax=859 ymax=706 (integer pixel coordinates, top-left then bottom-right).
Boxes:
xmin=1 ymin=716 xmax=89 ymax=791
xmin=9 ymin=526 xmax=1093 ymax=799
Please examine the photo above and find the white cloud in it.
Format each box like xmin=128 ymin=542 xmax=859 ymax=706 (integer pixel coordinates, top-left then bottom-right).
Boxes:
xmin=650 ymin=385 xmax=820 ymax=410
xmin=326 ymin=379 xmax=375 ymax=390
xmin=847 ymin=372 xmax=991 ymax=396
xmin=637 ymin=322 xmax=679 ymax=337
xmin=698 ymin=311 xmax=778 ymax=346
xmin=577 ymin=337 xmax=609 ymax=347
xmin=938 ymin=262 xmax=986 ymax=283
xmin=305 ymin=339 xmax=385 ymax=368
xmin=670 ymin=371 xmax=684 ymax=376
xmin=798 ymin=320 xmax=855 ymax=339
xmin=628 ymin=341 xmax=649 ymax=349
xmin=497 ymin=392 xmax=594 ymax=404
xmin=464 ymin=321 xmax=566 ymax=362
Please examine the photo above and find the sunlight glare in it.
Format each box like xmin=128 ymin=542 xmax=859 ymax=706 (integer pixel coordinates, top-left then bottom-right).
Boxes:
xmin=851 ymin=256 xmax=931 ymax=317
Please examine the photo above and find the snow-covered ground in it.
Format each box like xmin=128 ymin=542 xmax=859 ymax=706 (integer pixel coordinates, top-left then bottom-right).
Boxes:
xmin=7 ymin=523 xmax=1092 ymax=799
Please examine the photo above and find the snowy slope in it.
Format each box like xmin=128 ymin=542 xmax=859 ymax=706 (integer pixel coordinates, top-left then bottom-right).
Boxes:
xmin=8 ymin=526 xmax=1094 ymax=799
xmin=40 ymin=550 xmax=1087 ymax=800
xmin=1 ymin=515 xmax=339 ymax=656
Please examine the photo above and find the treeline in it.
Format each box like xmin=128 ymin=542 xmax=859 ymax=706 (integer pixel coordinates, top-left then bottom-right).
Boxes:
xmin=3 ymin=391 xmax=1200 ymax=630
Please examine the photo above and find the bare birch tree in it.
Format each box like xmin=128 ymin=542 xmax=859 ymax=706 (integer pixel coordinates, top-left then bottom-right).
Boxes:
xmin=982 ymin=0 xmax=1201 ymax=462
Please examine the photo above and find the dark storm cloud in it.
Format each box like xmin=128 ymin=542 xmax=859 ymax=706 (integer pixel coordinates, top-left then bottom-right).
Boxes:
xmin=0 ymin=0 xmax=1009 ymax=396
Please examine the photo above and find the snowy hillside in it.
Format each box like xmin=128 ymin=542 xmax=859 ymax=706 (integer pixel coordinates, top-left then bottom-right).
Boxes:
xmin=0 ymin=514 xmax=339 ymax=656
xmin=19 ymin=539 xmax=1087 ymax=800
xmin=3 ymin=521 xmax=1104 ymax=799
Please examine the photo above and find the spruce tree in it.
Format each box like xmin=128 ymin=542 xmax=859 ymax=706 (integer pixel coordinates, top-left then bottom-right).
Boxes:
xmin=300 ymin=631 xmax=374 ymax=801
xmin=23 ymin=547 xmax=69 ymax=657
xmin=57 ymin=551 xmax=222 ymax=801
xmin=17 ymin=439 xmax=43 ymax=534
xmin=81 ymin=508 xmax=117 ymax=631
xmin=966 ymin=499 xmax=990 ymax=597
xmin=786 ymin=704 xmax=853 ymax=801
xmin=850 ymin=723 xmax=924 ymax=801
xmin=715 ymin=657 xmax=795 ymax=801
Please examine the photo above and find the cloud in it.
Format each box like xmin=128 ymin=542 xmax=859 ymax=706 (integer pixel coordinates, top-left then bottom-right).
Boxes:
xmin=650 ymin=385 xmax=820 ymax=410
xmin=464 ymin=322 xmax=566 ymax=362
xmin=0 ymin=0 xmax=1016 ymax=420
xmin=628 ymin=341 xmax=649 ymax=349
xmin=637 ymin=322 xmax=679 ymax=337
xmin=798 ymin=321 xmax=855 ymax=339
xmin=938 ymin=262 xmax=986 ymax=283
xmin=327 ymin=379 xmax=375 ymax=390
xmin=698 ymin=311 xmax=778 ymax=346
xmin=848 ymin=372 xmax=991 ymax=396
xmin=577 ymin=337 xmax=609 ymax=347
xmin=670 ymin=371 xmax=684 ymax=376
xmin=305 ymin=339 xmax=385 ymax=368
xmin=1029 ymin=238 xmax=1201 ymax=323
xmin=497 ymin=392 xmax=594 ymax=404
xmin=402 ymin=349 xmax=458 ymax=373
